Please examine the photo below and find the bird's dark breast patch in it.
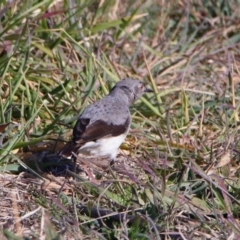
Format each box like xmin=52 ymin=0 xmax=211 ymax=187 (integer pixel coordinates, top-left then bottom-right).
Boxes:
xmin=73 ymin=117 xmax=130 ymax=143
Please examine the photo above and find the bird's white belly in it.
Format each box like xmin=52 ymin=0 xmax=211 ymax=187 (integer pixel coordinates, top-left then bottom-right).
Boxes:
xmin=79 ymin=133 xmax=127 ymax=160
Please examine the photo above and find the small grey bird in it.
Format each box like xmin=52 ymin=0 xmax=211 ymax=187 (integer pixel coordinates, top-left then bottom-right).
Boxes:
xmin=59 ymin=78 xmax=152 ymax=164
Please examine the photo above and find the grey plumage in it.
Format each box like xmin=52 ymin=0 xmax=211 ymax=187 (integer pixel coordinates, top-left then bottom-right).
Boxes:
xmin=59 ymin=78 xmax=152 ymax=162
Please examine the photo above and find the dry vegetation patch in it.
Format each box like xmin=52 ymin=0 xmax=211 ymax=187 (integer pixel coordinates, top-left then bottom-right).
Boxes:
xmin=1 ymin=0 xmax=240 ymax=239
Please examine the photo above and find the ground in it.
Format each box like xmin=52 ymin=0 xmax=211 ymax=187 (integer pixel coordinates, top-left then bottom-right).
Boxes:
xmin=1 ymin=0 xmax=240 ymax=239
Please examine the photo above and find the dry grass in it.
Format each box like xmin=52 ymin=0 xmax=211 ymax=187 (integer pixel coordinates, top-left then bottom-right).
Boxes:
xmin=1 ymin=0 xmax=240 ymax=239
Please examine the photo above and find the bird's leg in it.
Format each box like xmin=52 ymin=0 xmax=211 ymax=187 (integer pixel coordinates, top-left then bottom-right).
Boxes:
xmin=71 ymin=154 xmax=77 ymax=175
xmin=110 ymin=159 xmax=115 ymax=167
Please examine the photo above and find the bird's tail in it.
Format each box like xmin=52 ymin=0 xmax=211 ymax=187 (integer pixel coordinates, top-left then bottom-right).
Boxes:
xmin=58 ymin=142 xmax=79 ymax=158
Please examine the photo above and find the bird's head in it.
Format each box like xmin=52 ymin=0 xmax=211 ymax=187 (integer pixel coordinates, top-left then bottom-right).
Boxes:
xmin=110 ymin=78 xmax=153 ymax=105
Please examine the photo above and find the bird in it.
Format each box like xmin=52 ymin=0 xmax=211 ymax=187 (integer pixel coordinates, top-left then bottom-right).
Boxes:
xmin=59 ymin=78 xmax=152 ymax=166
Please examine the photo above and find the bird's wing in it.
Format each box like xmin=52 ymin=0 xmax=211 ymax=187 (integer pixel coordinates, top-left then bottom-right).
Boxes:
xmin=73 ymin=117 xmax=130 ymax=143
xmin=58 ymin=117 xmax=130 ymax=157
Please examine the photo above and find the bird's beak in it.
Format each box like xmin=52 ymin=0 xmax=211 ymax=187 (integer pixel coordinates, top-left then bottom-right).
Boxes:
xmin=145 ymin=88 xmax=153 ymax=93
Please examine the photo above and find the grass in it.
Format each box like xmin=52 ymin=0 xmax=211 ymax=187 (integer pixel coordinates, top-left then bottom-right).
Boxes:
xmin=1 ymin=0 xmax=240 ymax=239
